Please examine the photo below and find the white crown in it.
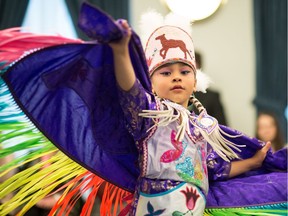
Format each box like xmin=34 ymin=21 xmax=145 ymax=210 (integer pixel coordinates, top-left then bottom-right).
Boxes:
xmin=139 ymin=11 xmax=211 ymax=92
xmin=145 ymin=25 xmax=196 ymax=75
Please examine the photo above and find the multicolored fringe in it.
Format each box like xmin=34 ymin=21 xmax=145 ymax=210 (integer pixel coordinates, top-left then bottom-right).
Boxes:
xmin=0 ymin=61 xmax=130 ymax=215
xmin=49 ymin=172 xmax=131 ymax=216
xmin=0 ymin=28 xmax=82 ymax=70
xmin=0 ymin=29 xmax=131 ymax=215
xmin=204 ymin=202 xmax=288 ymax=216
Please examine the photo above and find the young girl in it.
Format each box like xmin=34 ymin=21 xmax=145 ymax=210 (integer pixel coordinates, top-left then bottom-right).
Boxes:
xmin=0 ymin=3 xmax=286 ymax=215
xmin=109 ymin=19 xmax=271 ymax=215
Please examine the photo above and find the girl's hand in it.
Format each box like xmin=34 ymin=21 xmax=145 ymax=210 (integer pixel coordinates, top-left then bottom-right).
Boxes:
xmin=229 ymin=141 xmax=271 ymax=178
xmin=109 ymin=19 xmax=132 ymax=54
xmin=251 ymin=141 xmax=271 ymax=168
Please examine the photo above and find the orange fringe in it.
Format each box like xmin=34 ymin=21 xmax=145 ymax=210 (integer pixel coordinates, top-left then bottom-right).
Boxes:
xmin=48 ymin=171 xmax=132 ymax=216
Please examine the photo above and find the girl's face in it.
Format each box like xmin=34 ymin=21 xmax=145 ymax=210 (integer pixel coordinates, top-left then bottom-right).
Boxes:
xmin=257 ymin=114 xmax=277 ymax=142
xmin=151 ymin=62 xmax=196 ymax=108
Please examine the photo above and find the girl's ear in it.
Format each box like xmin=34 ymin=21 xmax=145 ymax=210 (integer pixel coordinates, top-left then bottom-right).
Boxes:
xmin=151 ymin=88 xmax=158 ymax=96
xmin=151 ymin=83 xmax=156 ymax=94
xmin=193 ymin=79 xmax=197 ymax=93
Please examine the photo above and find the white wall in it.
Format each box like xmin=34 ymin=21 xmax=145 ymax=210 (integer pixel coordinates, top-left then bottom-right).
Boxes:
xmin=22 ymin=0 xmax=77 ymax=38
xmin=129 ymin=0 xmax=256 ymax=136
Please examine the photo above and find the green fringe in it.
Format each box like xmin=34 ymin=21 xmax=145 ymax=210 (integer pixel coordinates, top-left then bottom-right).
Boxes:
xmin=204 ymin=202 xmax=288 ymax=216
xmin=0 ymin=63 xmax=56 ymax=172
xmin=0 ymin=61 xmax=8 ymax=74
xmin=0 ymin=62 xmax=77 ymax=215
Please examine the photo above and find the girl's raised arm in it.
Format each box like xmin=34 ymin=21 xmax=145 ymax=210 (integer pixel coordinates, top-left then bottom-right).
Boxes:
xmin=109 ymin=20 xmax=136 ymax=91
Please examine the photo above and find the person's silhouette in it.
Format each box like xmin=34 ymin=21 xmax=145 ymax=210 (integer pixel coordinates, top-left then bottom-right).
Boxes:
xmin=193 ymin=51 xmax=228 ymax=125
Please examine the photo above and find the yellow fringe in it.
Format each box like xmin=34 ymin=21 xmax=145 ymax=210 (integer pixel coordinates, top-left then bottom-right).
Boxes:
xmin=0 ymin=147 xmax=57 ymax=178
xmin=0 ymin=151 xmax=86 ymax=216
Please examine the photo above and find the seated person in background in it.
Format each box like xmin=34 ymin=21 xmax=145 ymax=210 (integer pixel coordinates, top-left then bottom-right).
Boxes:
xmin=256 ymin=111 xmax=287 ymax=152
xmin=193 ymin=51 xmax=228 ymax=125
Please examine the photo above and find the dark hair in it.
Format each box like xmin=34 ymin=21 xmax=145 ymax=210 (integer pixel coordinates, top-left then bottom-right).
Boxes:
xmin=195 ymin=51 xmax=202 ymax=69
xmin=256 ymin=111 xmax=285 ymax=151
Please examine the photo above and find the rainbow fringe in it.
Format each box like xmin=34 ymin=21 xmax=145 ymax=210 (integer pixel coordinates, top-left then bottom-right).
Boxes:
xmin=0 ymin=63 xmax=130 ymax=216
xmin=204 ymin=202 xmax=288 ymax=216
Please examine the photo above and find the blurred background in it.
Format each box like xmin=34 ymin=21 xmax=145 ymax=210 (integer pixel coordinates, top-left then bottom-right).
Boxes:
xmin=0 ymin=0 xmax=287 ymax=141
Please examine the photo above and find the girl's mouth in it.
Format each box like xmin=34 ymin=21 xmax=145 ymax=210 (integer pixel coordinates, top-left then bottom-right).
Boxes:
xmin=171 ymin=85 xmax=184 ymax=90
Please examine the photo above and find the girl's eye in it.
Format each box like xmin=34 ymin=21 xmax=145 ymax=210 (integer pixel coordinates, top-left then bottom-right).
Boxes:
xmin=181 ymin=70 xmax=191 ymax=75
xmin=160 ymin=71 xmax=171 ymax=76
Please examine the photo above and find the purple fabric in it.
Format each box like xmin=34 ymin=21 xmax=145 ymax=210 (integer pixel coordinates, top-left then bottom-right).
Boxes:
xmin=1 ymin=2 xmax=287 ymax=208
xmin=78 ymin=2 xmax=123 ymax=43
xmin=4 ymin=43 xmax=139 ymax=191
xmin=206 ymin=126 xmax=287 ymax=207
xmin=206 ymin=144 xmax=231 ymax=181
xmin=117 ymin=81 xmax=154 ymax=141
xmin=207 ymin=172 xmax=287 ymax=207
xmin=3 ymin=2 xmax=152 ymax=192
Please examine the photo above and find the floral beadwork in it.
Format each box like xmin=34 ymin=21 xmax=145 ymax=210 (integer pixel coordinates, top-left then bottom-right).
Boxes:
xmin=144 ymin=201 xmax=166 ymax=216
xmin=160 ymin=130 xmax=185 ymax=163
xmin=176 ymin=157 xmax=194 ymax=177
xmin=172 ymin=186 xmax=200 ymax=216
xmin=160 ymin=130 xmax=207 ymax=185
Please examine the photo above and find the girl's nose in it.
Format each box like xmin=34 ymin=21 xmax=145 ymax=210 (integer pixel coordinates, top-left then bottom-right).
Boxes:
xmin=173 ymin=77 xmax=181 ymax=82
xmin=172 ymin=76 xmax=182 ymax=82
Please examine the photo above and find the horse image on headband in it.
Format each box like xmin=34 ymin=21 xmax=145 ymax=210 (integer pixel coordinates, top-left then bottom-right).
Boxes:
xmin=155 ymin=33 xmax=192 ymax=60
